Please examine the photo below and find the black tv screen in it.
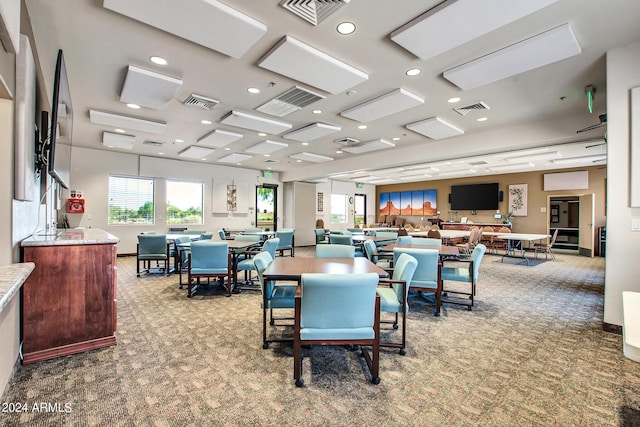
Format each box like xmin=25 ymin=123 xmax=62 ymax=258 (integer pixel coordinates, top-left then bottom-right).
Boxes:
xmin=450 ymin=183 xmax=499 ymax=211
xmin=47 ymin=49 xmax=73 ymax=189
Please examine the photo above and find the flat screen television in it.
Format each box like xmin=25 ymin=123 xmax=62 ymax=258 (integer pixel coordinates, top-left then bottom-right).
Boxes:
xmin=450 ymin=183 xmax=499 ymax=211
xmin=47 ymin=49 xmax=73 ymax=189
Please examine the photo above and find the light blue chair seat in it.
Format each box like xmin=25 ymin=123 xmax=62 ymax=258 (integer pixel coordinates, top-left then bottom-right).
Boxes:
xmin=236 ymin=237 xmax=280 ymax=289
xmin=441 ymin=244 xmax=486 ymax=311
xmin=376 ymin=287 xmax=402 ymax=312
xmin=187 ymin=241 xmax=231 ymax=298
xmin=393 ymin=247 xmax=442 ymax=316
xmin=441 ymin=268 xmax=471 ymax=282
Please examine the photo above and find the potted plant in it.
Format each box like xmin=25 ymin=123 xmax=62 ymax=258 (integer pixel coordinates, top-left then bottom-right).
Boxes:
xmin=503 ymin=211 xmax=514 ymax=224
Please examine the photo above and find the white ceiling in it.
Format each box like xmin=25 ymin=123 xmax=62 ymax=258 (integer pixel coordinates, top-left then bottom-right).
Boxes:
xmin=24 ymin=0 xmax=638 ymax=184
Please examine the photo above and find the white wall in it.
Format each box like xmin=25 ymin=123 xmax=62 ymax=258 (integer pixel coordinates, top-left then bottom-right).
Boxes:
xmin=314 ymin=180 xmax=376 ymax=231
xmin=69 ymin=146 xmax=283 ymax=254
xmin=604 ymin=40 xmax=640 ymax=326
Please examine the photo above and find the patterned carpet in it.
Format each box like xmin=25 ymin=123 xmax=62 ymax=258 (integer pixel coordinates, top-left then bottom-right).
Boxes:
xmin=2 ymin=247 xmax=640 ymax=426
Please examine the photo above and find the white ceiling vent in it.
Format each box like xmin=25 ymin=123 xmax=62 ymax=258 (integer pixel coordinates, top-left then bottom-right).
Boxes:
xmin=183 ymin=93 xmax=219 ymax=110
xmin=280 ymin=0 xmax=351 ymax=26
xmin=468 ymin=160 xmax=489 ymax=166
xmin=453 ymin=101 xmax=490 ymax=116
xmin=143 ymin=140 xmax=164 ymax=147
xmin=256 ymin=86 xmax=325 ymax=117
xmin=334 ymin=137 xmax=360 ymax=146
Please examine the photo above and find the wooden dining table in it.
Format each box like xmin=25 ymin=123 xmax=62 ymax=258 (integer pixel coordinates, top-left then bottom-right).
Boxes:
xmin=263 ymin=257 xmax=389 ymax=283
xmin=378 ymin=243 xmax=460 ymax=258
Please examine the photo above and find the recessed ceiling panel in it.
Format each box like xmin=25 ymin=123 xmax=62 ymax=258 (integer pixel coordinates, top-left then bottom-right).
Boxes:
xmin=283 ymin=122 xmax=341 ymax=142
xmin=341 ymin=139 xmax=395 ymax=154
xmin=197 ymin=129 xmax=243 ymax=148
xmin=290 ymin=152 xmax=334 ymax=163
xmin=178 ymin=145 xmax=215 ymax=159
xmin=89 ymin=110 xmax=167 ymax=133
xmin=258 ymin=36 xmax=368 ymax=94
xmin=103 ymin=0 xmax=267 ymax=58
xmin=390 ymin=0 xmax=559 ymax=60
xmin=406 ymin=116 xmax=464 ymax=140
xmin=218 ymin=153 xmax=253 ymax=163
xmin=103 ymin=132 xmax=135 ymax=150
xmin=340 ymin=88 xmax=424 ymax=122
xmin=220 ymin=110 xmax=292 ymax=134
xmin=244 ymin=139 xmax=288 ymax=155
xmin=120 ymin=65 xmax=182 ymax=110
xmin=443 ymin=23 xmax=582 ymax=90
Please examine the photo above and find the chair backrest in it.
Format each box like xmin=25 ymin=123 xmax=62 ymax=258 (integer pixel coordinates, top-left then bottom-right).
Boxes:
xmin=377 ymin=214 xmax=386 ymax=223
xmin=217 ymin=229 xmax=227 ymax=240
xmin=362 ymin=239 xmax=377 ymax=261
xmin=199 ymin=232 xmax=214 ymax=240
xmin=368 ymin=229 xmax=377 ymax=236
xmin=174 ymin=236 xmax=192 ymax=262
xmin=467 ymin=228 xmax=480 ymax=245
xmin=347 ymin=228 xmax=364 ymax=234
xmin=330 ymin=234 xmax=353 ymax=245
xmin=139 ymin=231 xmax=157 ymax=235
xmin=549 ymin=228 xmax=559 ymax=246
xmin=184 ymin=230 xmax=206 ymax=235
xmin=397 ymin=228 xmax=408 ymax=236
xmin=430 ymin=224 xmax=440 ymax=231
xmin=275 ymin=229 xmax=295 ymax=247
xmin=393 ymin=247 xmax=439 ymax=286
xmin=299 ymin=273 xmax=379 ymax=330
xmin=412 ymin=237 xmax=442 ymax=246
xmin=396 ymin=236 xmax=412 ymax=244
xmin=391 ymin=253 xmax=419 ymax=305
xmin=138 ymin=234 xmax=167 ymax=255
xmin=253 ymin=251 xmax=274 ymax=296
xmin=427 ymin=229 xmax=441 ymax=239
xmin=314 ymin=228 xmax=327 ymax=243
xmin=190 ymin=241 xmax=229 ymax=269
xmin=470 ymin=244 xmax=487 ymax=282
xmin=316 ymin=244 xmax=355 ymax=258
xmin=376 ymin=231 xmax=398 ymax=240
xmin=235 ymin=234 xmax=261 ymax=242
xmin=316 ymin=219 xmax=325 ymax=229
xmin=245 ymin=227 xmax=263 ymax=233
xmin=498 ymin=226 xmax=511 ymax=233
xmin=262 ymin=237 xmax=280 ymax=258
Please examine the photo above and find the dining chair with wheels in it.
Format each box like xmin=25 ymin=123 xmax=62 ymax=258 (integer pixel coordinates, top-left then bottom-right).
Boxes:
xmin=315 ymin=228 xmax=328 ymax=244
xmin=294 ymin=273 xmax=381 ymax=387
xmin=534 ymin=229 xmax=559 ymax=260
xmin=376 ymin=253 xmax=418 ymax=355
xmin=393 ymin=247 xmax=442 ymax=316
xmin=173 ymin=236 xmax=192 ymax=288
xmin=187 ymin=241 xmax=231 ymax=298
xmin=236 ymin=237 xmax=279 ymax=290
xmin=441 ymin=244 xmax=487 ymax=310
xmin=137 ymin=234 xmax=171 ymax=277
xmin=315 ymin=244 xmax=355 ymax=258
xmin=253 ymin=251 xmax=296 ymax=349
xmin=363 ymin=239 xmax=393 ymax=269
xmin=217 ymin=229 xmax=227 ymax=241
xmin=275 ymin=229 xmax=295 ymax=257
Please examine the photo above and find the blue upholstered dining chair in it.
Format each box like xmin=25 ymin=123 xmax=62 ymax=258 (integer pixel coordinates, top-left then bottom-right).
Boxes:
xmin=187 ymin=241 xmax=231 ymax=298
xmin=173 ymin=235 xmax=192 ymax=288
xmin=137 ymin=234 xmax=170 ymax=277
xmin=363 ymin=239 xmax=393 ymax=269
xmin=217 ymin=229 xmax=227 ymax=241
xmin=375 ymin=231 xmax=398 ymax=248
xmin=329 ymin=234 xmax=353 ymax=245
xmin=315 ymin=244 xmax=355 ymax=258
xmin=441 ymin=244 xmax=486 ymax=311
xmin=377 ymin=253 xmax=418 ymax=355
xmin=314 ymin=228 xmax=328 ymax=244
xmin=294 ymin=273 xmax=381 ymax=387
xmin=236 ymin=237 xmax=279 ymax=289
xmin=393 ymin=247 xmax=442 ymax=316
xmin=199 ymin=232 xmax=214 ymax=240
xmin=411 ymin=237 xmax=442 ymax=246
xmin=275 ymin=229 xmax=295 ymax=257
xmin=396 ymin=236 xmax=412 ymax=244
xmin=253 ymin=251 xmax=296 ymax=349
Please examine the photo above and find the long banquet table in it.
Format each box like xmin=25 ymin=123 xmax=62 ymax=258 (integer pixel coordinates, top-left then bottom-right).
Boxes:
xmin=263 ymin=257 xmax=389 ymax=283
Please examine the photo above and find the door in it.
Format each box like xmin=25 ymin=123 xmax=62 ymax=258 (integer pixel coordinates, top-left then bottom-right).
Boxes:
xmin=256 ymin=185 xmax=277 ymax=231
xmin=579 ymin=193 xmax=595 ymax=257
xmin=354 ymin=193 xmax=366 ymax=227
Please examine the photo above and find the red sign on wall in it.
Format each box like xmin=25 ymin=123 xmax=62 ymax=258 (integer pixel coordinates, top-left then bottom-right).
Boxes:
xmin=67 ymin=198 xmax=85 ymax=214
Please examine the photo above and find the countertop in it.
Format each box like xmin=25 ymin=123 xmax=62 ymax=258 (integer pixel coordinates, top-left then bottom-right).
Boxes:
xmin=21 ymin=228 xmax=120 ymax=247
xmin=0 ymin=263 xmax=35 ymax=314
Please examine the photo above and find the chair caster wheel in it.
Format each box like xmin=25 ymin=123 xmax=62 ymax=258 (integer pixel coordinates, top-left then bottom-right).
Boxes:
xmin=270 ymin=319 xmax=275 ymax=326
xmin=393 ymin=323 xmax=399 ymax=330
xmin=399 ymin=348 xmax=406 ymax=356
xmin=467 ymin=307 xmax=472 ymax=311
xmin=371 ymin=377 xmax=380 ymax=385
xmin=262 ymin=343 xmax=269 ymax=349
xmin=295 ymin=379 xmax=304 ymax=387
xmin=435 ymin=312 xmax=441 ymax=317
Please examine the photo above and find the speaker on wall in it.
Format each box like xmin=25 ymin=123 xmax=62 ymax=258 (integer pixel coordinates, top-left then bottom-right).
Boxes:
xmin=499 ymin=190 xmax=504 ymax=202
xmin=448 ymin=193 xmax=451 ymax=203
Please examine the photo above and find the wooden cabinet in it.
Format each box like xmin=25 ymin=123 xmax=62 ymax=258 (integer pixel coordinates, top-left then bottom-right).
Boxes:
xmin=21 ymin=230 xmax=118 ymax=364
xmin=442 ymin=222 xmax=510 ymax=231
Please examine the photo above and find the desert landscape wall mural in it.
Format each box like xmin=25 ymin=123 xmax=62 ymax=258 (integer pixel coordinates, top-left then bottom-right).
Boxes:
xmin=379 ymin=190 xmax=437 ymax=216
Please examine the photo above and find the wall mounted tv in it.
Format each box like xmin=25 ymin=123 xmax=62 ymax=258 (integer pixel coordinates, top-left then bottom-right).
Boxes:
xmin=450 ymin=182 xmax=499 ymax=211
xmin=47 ymin=49 xmax=73 ymax=189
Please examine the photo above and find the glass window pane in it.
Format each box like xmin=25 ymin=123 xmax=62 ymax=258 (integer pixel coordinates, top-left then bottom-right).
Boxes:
xmin=108 ymin=176 xmax=154 ymax=225
xmin=166 ymin=180 xmax=204 ymax=225
xmin=331 ymin=194 xmax=347 ymax=224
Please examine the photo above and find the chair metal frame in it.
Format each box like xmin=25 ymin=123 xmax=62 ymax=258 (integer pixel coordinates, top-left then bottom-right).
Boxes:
xmin=534 ymin=228 xmax=559 ymax=260
xmin=442 ymin=244 xmax=487 ymax=310
xmin=187 ymin=241 xmax=232 ymax=298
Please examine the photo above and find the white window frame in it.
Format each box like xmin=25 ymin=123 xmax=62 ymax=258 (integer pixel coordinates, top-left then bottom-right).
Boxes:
xmin=331 ymin=193 xmax=348 ymax=224
xmin=108 ymin=175 xmax=155 ymax=225
xmin=166 ymin=180 xmax=204 ymax=225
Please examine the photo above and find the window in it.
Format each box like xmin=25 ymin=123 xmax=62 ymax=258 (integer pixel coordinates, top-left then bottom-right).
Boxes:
xmin=166 ymin=180 xmax=204 ymax=225
xmin=108 ymin=176 xmax=154 ymax=225
xmin=331 ymin=194 xmax=348 ymax=224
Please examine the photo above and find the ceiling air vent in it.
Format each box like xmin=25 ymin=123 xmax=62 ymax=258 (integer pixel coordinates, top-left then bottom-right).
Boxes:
xmin=468 ymin=160 xmax=489 ymax=166
xmin=334 ymin=137 xmax=361 ymax=146
xmin=453 ymin=101 xmax=490 ymax=116
xmin=256 ymin=86 xmax=325 ymax=117
xmin=264 ymin=159 xmax=280 ymax=163
xmin=280 ymin=0 xmax=351 ymax=26
xmin=182 ymin=93 xmax=219 ymax=110
xmin=143 ymin=140 xmax=164 ymax=147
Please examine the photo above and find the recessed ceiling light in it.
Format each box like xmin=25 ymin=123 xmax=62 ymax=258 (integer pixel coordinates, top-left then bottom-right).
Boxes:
xmin=337 ymin=22 xmax=356 ymax=35
xmin=258 ymin=132 xmax=267 ymax=136
xmin=477 ymin=117 xmax=488 ymax=122
xmin=358 ymin=125 xmax=367 ymax=129
xmin=264 ymin=154 xmax=271 ymax=157
xmin=247 ymin=87 xmax=260 ymax=94
xmin=149 ymin=56 xmax=167 ymax=65
xmin=406 ymin=68 xmax=421 ymax=76
xmin=158 ymin=152 xmax=165 ymax=155
xmin=225 ymin=147 xmax=231 ymax=150
xmin=127 ymin=103 xmax=141 ymax=109
xmin=175 ymin=138 xmax=184 ymax=142
xmin=114 ymin=128 xmax=125 ymax=133
xmin=448 ymin=97 xmax=461 ymax=103
xmin=201 ymin=119 xmax=212 ymax=125
xmin=392 ymin=137 xmax=400 ymax=141
xmin=302 ymin=142 xmax=309 ymax=146
xmin=296 ymin=159 xmax=302 ymax=163
xmin=336 ymin=150 xmax=343 ymax=154
xmin=312 ymin=109 xmax=322 ymax=114
xmin=201 ymin=158 xmax=207 ymax=161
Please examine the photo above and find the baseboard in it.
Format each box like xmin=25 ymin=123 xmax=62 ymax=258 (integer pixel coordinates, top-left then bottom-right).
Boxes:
xmin=603 ymin=321 xmax=622 ymax=335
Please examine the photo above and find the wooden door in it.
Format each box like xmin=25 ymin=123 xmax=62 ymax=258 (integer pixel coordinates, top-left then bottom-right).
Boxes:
xmin=579 ymin=193 xmax=595 ymax=257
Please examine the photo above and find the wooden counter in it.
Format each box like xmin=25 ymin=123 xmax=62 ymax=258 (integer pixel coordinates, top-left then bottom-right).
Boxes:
xmin=21 ymin=229 xmax=119 ymax=364
xmin=442 ymin=222 xmax=511 ymax=231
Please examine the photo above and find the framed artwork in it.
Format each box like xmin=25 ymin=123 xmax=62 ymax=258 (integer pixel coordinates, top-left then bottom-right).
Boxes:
xmin=379 ymin=192 xmax=390 ymax=215
xmin=317 ymin=192 xmax=324 ymax=213
xmin=226 ymin=184 xmax=237 ymax=211
xmin=508 ymin=184 xmax=528 ymax=216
